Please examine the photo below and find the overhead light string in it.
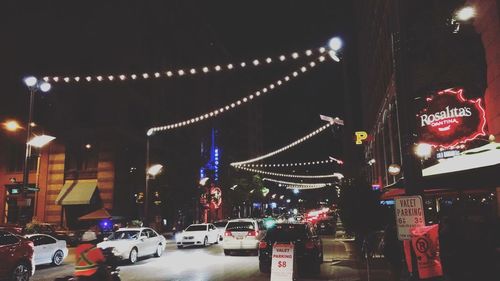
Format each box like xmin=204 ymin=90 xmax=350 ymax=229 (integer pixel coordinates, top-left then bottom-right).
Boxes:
xmin=42 ymin=46 xmax=331 ymax=84
xmin=262 ymin=178 xmax=332 ymax=188
xmin=240 ymin=157 xmax=344 ymax=168
xmin=232 ymin=165 xmax=344 ymax=179
xmin=147 ymin=55 xmax=333 ymax=135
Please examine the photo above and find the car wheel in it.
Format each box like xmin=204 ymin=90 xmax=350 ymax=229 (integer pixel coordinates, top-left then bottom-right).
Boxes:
xmin=11 ymin=262 xmax=30 ymax=281
xmin=224 ymin=250 xmax=231 ymax=256
xmin=52 ymin=250 xmax=65 ymax=266
xmin=203 ymin=236 xmax=208 ymax=247
xmin=154 ymin=244 xmax=163 ymax=257
xmin=259 ymin=261 xmax=271 ymax=273
xmin=129 ymin=248 xmax=138 ymax=264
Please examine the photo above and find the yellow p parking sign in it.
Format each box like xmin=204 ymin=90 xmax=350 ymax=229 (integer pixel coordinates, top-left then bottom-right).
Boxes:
xmin=355 ymin=131 xmax=368 ymax=144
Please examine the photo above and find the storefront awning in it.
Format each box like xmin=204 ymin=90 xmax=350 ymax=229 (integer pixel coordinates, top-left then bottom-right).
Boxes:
xmin=78 ymin=208 xmax=111 ymax=221
xmin=55 ymin=180 xmax=97 ymax=205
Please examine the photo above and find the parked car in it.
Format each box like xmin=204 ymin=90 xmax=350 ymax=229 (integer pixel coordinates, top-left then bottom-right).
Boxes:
xmin=23 ymin=223 xmax=82 ymax=247
xmin=97 ymin=227 xmax=166 ymax=264
xmin=258 ymin=223 xmax=323 ymax=276
xmin=0 ymin=230 xmax=35 ymax=281
xmin=315 ymin=219 xmax=336 ymax=235
xmin=0 ymin=224 xmax=23 ymax=235
xmin=222 ymin=219 xmax=266 ymax=256
xmin=213 ymin=220 xmax=228 ymax=241
xmin=25 ymin=234 xmax=68 ymax=266
xmin=176 ymin=223 xmax=219 ymax=248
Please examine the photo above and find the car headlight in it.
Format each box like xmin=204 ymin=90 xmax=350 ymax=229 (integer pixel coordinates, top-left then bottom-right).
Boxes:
xmin=112 ymin=247 xmax=122 ymax=256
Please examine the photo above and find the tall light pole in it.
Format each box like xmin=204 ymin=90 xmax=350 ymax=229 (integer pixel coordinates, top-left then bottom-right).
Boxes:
xmin=21 ymin=76 xmax=51 ymax=223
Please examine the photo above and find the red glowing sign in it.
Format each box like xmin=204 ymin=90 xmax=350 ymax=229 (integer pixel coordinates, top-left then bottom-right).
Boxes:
xmin=416 ymin=88 xmax=486 ymax=148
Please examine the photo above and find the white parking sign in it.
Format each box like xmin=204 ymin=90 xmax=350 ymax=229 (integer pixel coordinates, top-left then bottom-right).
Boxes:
xmin=395 ymin=195 xmax=425 ymax=240
xmin=271 ymin=243 xmax=294 ymax=281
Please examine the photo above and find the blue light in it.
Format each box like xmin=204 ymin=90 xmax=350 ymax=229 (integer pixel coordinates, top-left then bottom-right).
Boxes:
xmin=293 ymin=189 xmax=300 ymax=194
xmin=270 ymin=202 xmax=277 ymax=209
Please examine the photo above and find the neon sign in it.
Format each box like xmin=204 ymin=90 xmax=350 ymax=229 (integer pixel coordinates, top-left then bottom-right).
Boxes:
xmin=416 ymin=88 xmax=486 ymax=148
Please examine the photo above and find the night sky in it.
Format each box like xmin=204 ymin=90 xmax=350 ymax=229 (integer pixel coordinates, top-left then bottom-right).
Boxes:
xmin=2 ymin=1 xmax=354 ymax=215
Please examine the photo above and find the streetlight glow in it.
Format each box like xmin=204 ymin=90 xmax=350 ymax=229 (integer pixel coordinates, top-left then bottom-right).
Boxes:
xmin=3 ymin=120 xmax=22 ymax=132
xmin=456 ymin=6 xmax=476 ymax=21
xmin=39 ymin=82 xmax=51 ymax=92
xmin=415 ymin=143 xmax=433 ymax=159
xmin=27 ymin=134 xmax=56 ymax=148
xmin=328 ymin=37 xmax=342 ymax=51
xmin=24 ymin=76 xmax=37 ymax=87
xmin=147 ymin=164 xmax=163 ymax=177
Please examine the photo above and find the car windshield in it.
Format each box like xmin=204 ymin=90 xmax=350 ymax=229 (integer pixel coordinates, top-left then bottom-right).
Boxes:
xmin=226 ymin=222 xmax=255 ymax=231
xmin=186 ymin=225 xmax=207 ymax=231
xmin=265 ymin=224 xmax=307 ymax=242
xmin=107 ymin=230 xmax=140 ymax=240
xmin=213 ymin=222 xmax=227 ymax=228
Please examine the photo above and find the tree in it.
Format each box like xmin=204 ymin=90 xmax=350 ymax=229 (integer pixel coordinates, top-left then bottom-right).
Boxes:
xmin=338 ymin=177 xmax=384 ymax=238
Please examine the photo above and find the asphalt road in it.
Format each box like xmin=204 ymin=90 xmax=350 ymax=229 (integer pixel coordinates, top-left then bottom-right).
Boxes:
xmin=32 ymin=236 xmax=389 ymax=281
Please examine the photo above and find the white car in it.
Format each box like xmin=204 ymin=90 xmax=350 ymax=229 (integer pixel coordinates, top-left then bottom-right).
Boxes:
xmin=176 ymin=223 xmax=220 ymax=248
xmin=97 ymin=227 xmax=166 ymax=264
xmin=25 ymin=234 xmax=68 ymax=266
xmin=213 ymin=220 xmax=228 ymax=241
xmin=222 ymin=219 xmax=266 ymax=255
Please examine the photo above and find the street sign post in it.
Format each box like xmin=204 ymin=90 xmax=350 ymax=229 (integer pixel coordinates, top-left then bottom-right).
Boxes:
xmin=395 ymin=195 xmax=425 ymax=240
xmin=270 ymin=243 xmax=294 ymax=281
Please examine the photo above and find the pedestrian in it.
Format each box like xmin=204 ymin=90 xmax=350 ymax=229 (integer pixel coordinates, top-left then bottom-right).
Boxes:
xmin=382 ymin=222 xmax=403 ymax=281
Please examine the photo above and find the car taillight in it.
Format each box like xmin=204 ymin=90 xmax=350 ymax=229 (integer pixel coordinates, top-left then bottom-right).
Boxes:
xmin=259 ymin=241 xmax=268 ymax=249
xmin=305 ymin=241 xmax=315 ymax=250
xmin=224 ymin=231 xmax=232 ymax=237
xmin=247 ymin=230 xmax=258 ymax=236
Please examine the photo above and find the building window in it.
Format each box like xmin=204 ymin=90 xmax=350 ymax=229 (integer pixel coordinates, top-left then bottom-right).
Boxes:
xmin=64 ymin=142 xmax=98 ymax=179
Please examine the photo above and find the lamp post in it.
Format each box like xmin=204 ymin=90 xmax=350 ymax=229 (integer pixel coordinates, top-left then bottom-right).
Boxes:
xmin=21 ymin=77 xmax=51 ymax=224
xmin=145 ymin=159 xmax=163 ymax=225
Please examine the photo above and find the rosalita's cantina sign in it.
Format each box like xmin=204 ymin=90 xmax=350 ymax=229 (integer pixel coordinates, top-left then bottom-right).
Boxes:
xmin=416 ymin=88 xmax=486 ymax=147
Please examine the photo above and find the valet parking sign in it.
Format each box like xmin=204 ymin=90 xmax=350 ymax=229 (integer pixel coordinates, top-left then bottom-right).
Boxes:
xmin=395 ymin=196 xmax=425 ymax=240
xmin=270 ymin=243 xmax=294 ymax=281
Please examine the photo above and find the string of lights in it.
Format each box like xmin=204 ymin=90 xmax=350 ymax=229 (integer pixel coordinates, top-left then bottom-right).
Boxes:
xmin=233 ymin=165 xmax=344 ymax=179
xmin=147 ymin=55 xmax=330 ymax=136
xmin=262 ymin=178 xmax=332 ymax=188
xmin=240 ymin=157 xmax=343 ymax=168
xmin=42 ymin=47 xmax=330 ymax=84
xmin=230 ymin=122 xmax=335 ymax=166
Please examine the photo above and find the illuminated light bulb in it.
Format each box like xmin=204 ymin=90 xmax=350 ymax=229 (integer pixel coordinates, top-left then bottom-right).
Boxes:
xmin=305 ymin=50 xmax=312 ymax=56
xmin=97 ymin=76 xmax=103 ymax=81
xmin=240 ymin=62 xmax=246 ymax=67
xmin=43 ymin=77 xmax=49 ymax=82
xmin=319 ymin=47 xmax=326 ymax=53
xmin=243 ymin=97 xmax=248 ymax=102
xmin=86 ymin=76 xmax=92 ymax=81
xmin=262 ymin=88 xmax=268 ymax=93
xmin=249 ymin=95 xmax=254 ymax=99
xmin=214 ymin=110 xmax=219 ymax=115
xmin=301 ymin=67 xmax=307 ymax=72
xmin=166 ymin=71 xmax=173 ymax=77
xmin=209 ymin=112 xmax=214 ymax=116
xmin=53 ymin=77 xmax=59 ymax=82
xmin=277 ymin=80 xmax=282 ymax=85
xmin=74 ymin=77 xmax=80 ymax=82
xmin=227 ymin=64 xmax=233 ymax=69
xmin=204 ymin=114 xmax=209 ymax=118
xmin=215 ymin=65 xmax=221 ymax=71
xmin=310 ymin=62 xmax=316 ymax=67
xmin=253 ymin=59 xmax=259 ymax=66
xmin=131 ymin=74 xmax=137 ymax=80
xmin=292 ymin=52 xmax=299 ymax=59
xmin=293 ymin=72 xmax=298 ymax=77
xmin=178 ymin=70 xmax=185 ymax=76
xmin=266 ymin=58 xmax=272 ymax=63
xmin=64 ymin=77 xmax=70 ymax=82
xmin=190 ymin=69 xmax=196 ymax=74
xmin=154 ymin=72 xmax=160 ymax=78
xmin=142 ymin=73 xmax=149 ymax=79
xmin=319 ymin=56 xmax=326 ymax=62
xmin=255 ymin=91 xmax=261 ymax=96
xmin=269 ymin=84 xmax=275 ymax=89
xmin=328 ymin=37 xmax=343 ymax=51
xmin=279 ymin=55 xmax=286 ymax=61
xmin=200 ymin=116 xmax=204 ymax=120
xmin=225 ymin=105 xmax=230 ymax=110
xmin=190 ymin=118 xmax=195 ymax=123
xmin=285 ymin=76 xmax=290 ymax=81
xmin=203 ymin=67 xmax=209 ymax=73
xmin=119 ymin=75 xmax=126 ymax=80
xmin=237 ymin=100 xmax=241 ymax=105
xmin=230 ymin=103 xmax=236 ymax=108
xmin=195 ymin=117 xmax=200 ymax=121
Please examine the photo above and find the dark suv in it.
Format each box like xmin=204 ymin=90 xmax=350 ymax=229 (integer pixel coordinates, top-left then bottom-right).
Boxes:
xmin=258 ymin=223 xmax=323 ymax=276
xmin=0 ymin=230 xmax=35 ymax=281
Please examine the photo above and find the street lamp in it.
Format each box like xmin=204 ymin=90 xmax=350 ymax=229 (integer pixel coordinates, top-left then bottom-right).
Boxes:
xmin=3 ymin=120 xmax=22 ymax=132
xmin=414 ymin=143 xmax=432 ymax=160
xmin=455 ymin=6 xmax=476 ymax=22
xmin=145 ymin=163 xmax=163 ymax=224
